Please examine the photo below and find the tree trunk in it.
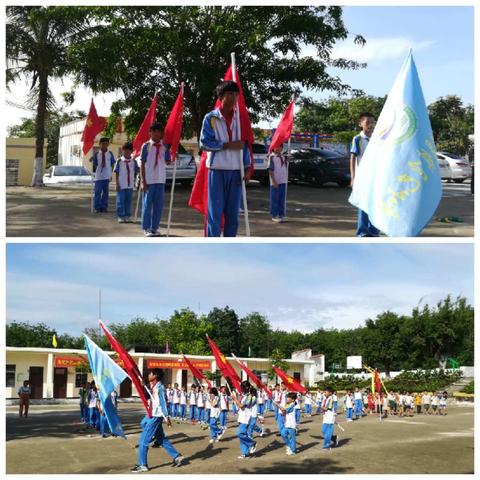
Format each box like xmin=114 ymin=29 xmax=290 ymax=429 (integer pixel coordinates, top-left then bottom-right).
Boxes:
xmin=32 ymin=72 xmax=48 ymax=187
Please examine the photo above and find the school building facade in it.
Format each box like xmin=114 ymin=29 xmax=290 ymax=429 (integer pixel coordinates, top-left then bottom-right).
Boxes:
xmin=6 ymin=346 xmax=325 ymax=402
xmin=6 ymin=138 xmax=47 ymax=186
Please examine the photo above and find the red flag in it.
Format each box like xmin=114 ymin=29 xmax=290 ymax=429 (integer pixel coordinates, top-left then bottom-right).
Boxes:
xmin=133 ymin=94 xmax=158 ymax=157
xmin=189 ymin=62 xmax=254 ymax=222
xmin=374 ymin=369 xmax=382 ymax=394
xmin=232 ymin=354 xmax=272 ymax=399
xmin=163 ymin=84 xmax=184 ymax=161
xmin=268 ymin=100 xmax=295 ymax=154
xmin=206 ymin=336 xmax=242 ymax=391
xmin=81 ymin=99 xmax=107 ymax=155
xmin=273 ymin=366 xmax=308 ymax=394
xmin=99 ymin=320 xmax=152 ymax=417
xmin=183 ymin=355 xmax=212 ymax=388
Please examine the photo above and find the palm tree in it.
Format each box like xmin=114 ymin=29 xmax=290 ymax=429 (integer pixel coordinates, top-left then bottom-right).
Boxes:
xmin=6 ymin=6 xmax=88 ymax=186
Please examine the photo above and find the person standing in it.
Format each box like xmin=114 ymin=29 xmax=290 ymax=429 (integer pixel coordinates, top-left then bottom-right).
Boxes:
xmin=90 ymin=137 xmax=115 ymax=213
xmin=18 ymin=380 xmax=31 ymax=418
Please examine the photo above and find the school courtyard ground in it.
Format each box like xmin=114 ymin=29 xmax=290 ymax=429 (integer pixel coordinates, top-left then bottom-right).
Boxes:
xmin=5 ymin=403 xmax=474 ymax=474
xmin=5 ymin=180 xmax=474 ymax=237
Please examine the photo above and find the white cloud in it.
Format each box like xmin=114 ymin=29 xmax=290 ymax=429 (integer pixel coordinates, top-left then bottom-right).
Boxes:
xmin=331 ymin=36 xmax=435 ymax=63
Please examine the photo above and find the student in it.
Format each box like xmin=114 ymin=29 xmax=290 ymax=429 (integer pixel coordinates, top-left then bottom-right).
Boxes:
xmin=321 ymin=387 xmax=338 ymax=451
xmin=78 ymin=382 xmax=88 ymax=423
xmin=172 ymin=383 xmax=180 ymax=419
xmin=304 ymin=391 xmax=313 ymax=417
xmin=276 ymin=383 xmax=288 ymax=434
xmin=90 ymin=137 xmax=115 ymax=213
xmin=350 ymin=112 xmax=380 ymax=237
xmin=208 ymin=387 xmax=223 ymax=444
xmin=431 ymin=393 xmax=440 ymax=415
xmin=332 ymin=390 xmax=338 ymax=414
xmin=353 ymin=387 xmax=363 ymax=419
xmin=344 ymin=390 xmax=353 ymax=422
xmin=280 ymin=392 xmax=298 ymax=455
xmin=404 ymin=392 xmax=413 ymax=417
xmin=199 ymin=80 xmax=252 ymax=237
xmin=294 ymin=392 xmax=302 ymax=424
xmin=376 ymin=393 xmax=384 ymax=421
xmin=197 ymin=385 xmax=206 ymax=426
xmin=179 ymin=386 xmax=187 ymax=421
xmin=387 ymin=391 xmax=396 ymax=416
xmin=140 ymin=123 xmax=172 ymax=237
xmin=257 ymin=389 xmax=267 ymax=436
xmin=87 ymin=382 xmax=99 ymax=429
xmin=315 ymin=389 xmax=323 ymax=415
xmin=188 ymin=384 xmax=198 ymax=423
xmin=247 ymin=387 xmax=262 ymax=439
xmin=397 ymin=392 xmax=405 ymax=417
xmin=96 ymin=396 xmax=110 ymax=438
xmin=114 ymin=141 xmax=138 ymax=223
xmin=422 ymin=392 xmax=431 ymax=415
xmin=166 ymin=384 xmax=174 ymax=417
xmin=273 ymin=384 xmax=281 ymax=422
xmin=132 ymin=369 xmax=183 ymax=472
xmin=18 ymin=380 xmax=31 ymax=418
xmin=269 ymin=144 xmax=288 ymax=222
xmin=231 ymin=381 xmax=257 ymax=459
xmin=219 ymin=386 xmax=229 ymax=431
xmin=415 ymin=392 xmax=422 ymax=414
xmin=367 ymin=392 xmax=375 ymax=415
xmin=439 ymin=391 xmax=448 ymax=415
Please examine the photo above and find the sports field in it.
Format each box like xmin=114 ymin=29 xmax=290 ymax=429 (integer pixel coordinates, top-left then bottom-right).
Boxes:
xmin=5 ymin=403 xmax=474 ymax=474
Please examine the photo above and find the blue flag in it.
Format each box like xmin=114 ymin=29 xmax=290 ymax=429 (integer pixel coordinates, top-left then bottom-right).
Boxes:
xmin=84 ymin=334 xmax=127 ymax=438
xmin=349 ymin=51 xmax=442 ymax=236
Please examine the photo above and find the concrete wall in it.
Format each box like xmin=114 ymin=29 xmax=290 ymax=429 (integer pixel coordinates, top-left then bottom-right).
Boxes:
xmin=6 ymin=138 xmax=47 ymax=186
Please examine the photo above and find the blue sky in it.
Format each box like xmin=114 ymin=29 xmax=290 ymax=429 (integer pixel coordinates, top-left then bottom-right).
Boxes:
xmin=5 ymin=5 xmax=474 ymax=131
xmin=6 ymin=243 xmax=474 ymax=336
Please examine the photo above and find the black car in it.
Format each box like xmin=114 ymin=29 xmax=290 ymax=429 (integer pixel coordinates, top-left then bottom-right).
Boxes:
xmin=289 ymin=148 xmax=351 ymax=187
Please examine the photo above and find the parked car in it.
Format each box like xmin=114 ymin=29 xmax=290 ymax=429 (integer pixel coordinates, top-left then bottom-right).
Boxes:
xmin=250 ymin=142 xmax=269 ymax=186
xmin=135 ymin=144 xmax=196 ymax=188
xmin=288 ymin=148 xmax=351 ymax=187
xmin=437 ymin=151 xmax=472 ymax=183
xmin=43 ymin=165 xmax=93 ymax=185
xmin=437 ymin=156 xmax=452 ymax=181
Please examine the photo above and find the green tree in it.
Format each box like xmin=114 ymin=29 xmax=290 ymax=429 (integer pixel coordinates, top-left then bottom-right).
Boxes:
xmin=268 ymin=348 xmax=290 ymax=379
xmin=239 ymin=312 xmax=271 ymax=357
xmin=68 ymin=6 xmax=366 ymax=138
xmin=6 ymin=6 xmax=89 ymax=185
xmin=8 ymin=109 xmax=85 ymax=167
xmin=206 ymin=306 xmax=241 ymax=355
xmin=428 ymin=96 xmax=474 ymax=155
xmin=7 ymin=322 xmax=57 ymax=347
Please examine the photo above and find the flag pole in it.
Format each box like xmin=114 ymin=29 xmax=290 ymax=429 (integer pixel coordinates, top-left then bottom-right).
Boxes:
xmin=231 ymin=52 xmax=251 ymax=237
xmin=166 ymin=82 xmax=184 ymax=237
xmin=285 ymin=95 xmax=294 ymax=219
xmin=134 ymin=175 xmax=142 ymax=223
xmin=90 ymin=163 xmax=95 ymax=214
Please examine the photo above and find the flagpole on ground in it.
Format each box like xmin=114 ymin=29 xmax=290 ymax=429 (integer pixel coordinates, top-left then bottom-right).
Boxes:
xmin=284 ymin=96 xmax=294 ymax=218
xmin=231 ymin=52 xmax=251 ymax=237
xmin=166 ymin=82 xmax=184 ymax=237
xmin=134 ymin=180 xmax=142 ymax=223
xmin=90 ymin=170 xmax=94 ymax=214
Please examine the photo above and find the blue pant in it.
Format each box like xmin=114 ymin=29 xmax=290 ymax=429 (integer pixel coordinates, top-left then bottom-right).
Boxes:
xmin=354 ymin=399 xmax=363 ymax=418
xmin=209 ymin=416 xmax=222 ymax=440
xmin=346 ymin=407 xmax=353 ymax=420
xmin=189 ymin=405 xmax=197 ymax=421
xmin=179 ymin=404 xmax=186 ymax=420
xmin=80 ymin=403 xmax=87 ymax=422
xmin=138 ymin=416 xmax=179 ymax=467
xmin=232 ymin=403 xmax=238 ymax=415
xmin=207 ymin=169 xmax=242 ymax=237
xmin=268 ymin=399 xmax=274 ymax=411
xmin=237 ymin=423 xmax=256 ymax=456
xmin=258 ymin=404 xmax=265 ymax=416
xmin=277 ymin=412 xmax=285 ymax=432
xmin=281 ymin=427 xmax=297 ymax=453
xmin=99 ymin=414 xmax=109 ymax=436
xmin=316 ymin=402 xmax=322 ymax=414
xmin=94 ymin=179 xmax=110 ymax=212
xmin=305 ymin=404 xmax=312 ymax=415
xmin=219 ymin=410 xmax=227 ymax=428
xmin=333 ymin=401 xmax=338 ymax=413
xmin=142 ymin=183 xmax=165 ymax=232
xmin=295 ymin=409 xmax=301 ymax=424
xmin=274 ymin=405 xmax=279 ymax=421
xmin=88 ymin=407 xmax=97 ymax=428
xmin=197 ymin=406 xmax=205 ymax=422
xmin=356 ymin=209 xmax=380 ymax=237
xmin=322 ymin=423 xmax=334 ymax=449
xmin=172 ymin=404 xmax=179 ymax=418
xmin=247 ymin=416 xmax=262 ymax=438
xmin=205 ymin=408 xmax=211 ymax=423
xmin=270 ymin=183 xmax=286 ymax=218
xmin=167 ymin=403 xmax=172 ymax=416
xmin=116 ymin=188 xmax=133 ymax=219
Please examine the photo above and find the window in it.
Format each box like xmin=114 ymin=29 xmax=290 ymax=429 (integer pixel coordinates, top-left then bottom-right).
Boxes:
xmin=75 ymin=371 xmax=88 ymax=388
xmin=6 ymin=364 xmax=16 ymax=387
xmin=293 ymin=372 xmax=301 ymax=381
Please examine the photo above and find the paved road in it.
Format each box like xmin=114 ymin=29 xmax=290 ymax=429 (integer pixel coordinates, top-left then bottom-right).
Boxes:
xmin=5 ymin=403 xmax=474 ymax=474
xmin=6 ymin=181 xmax=473 ymax=237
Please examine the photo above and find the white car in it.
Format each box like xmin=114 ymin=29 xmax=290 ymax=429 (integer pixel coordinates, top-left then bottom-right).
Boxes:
xmin=437 ymin=152 xmax=472 ymax=183
xmin=437 ymin=156 xmax=452 ymax=181
xmin=251 ymin=142 xmax=269 ymax=186
xmin=43 ymin=165 xmax=93 ymax=185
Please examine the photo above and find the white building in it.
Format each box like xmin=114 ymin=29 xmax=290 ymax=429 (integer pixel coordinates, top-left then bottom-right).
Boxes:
xmin=6 ymin=346 xmax=325 ymax=402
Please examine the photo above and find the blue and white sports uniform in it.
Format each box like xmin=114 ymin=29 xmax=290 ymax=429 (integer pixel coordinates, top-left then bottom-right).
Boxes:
xmin=200 ymin=108 xmax=251 ymax=237
xmin=91 ymin=150 xmax=115 ymax=212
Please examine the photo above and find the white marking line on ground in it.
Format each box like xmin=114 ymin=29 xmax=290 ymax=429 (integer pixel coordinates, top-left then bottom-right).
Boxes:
xmin=384 ymin=419 xmax=427 ymax=425
xmin=437 ymin=431 xmax=474 ymax=437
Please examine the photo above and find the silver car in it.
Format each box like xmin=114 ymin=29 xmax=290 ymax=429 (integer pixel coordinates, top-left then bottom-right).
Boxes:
xmin=437 ymin=151 xmax=472 ymax=183
xmin=43 ymin=165 xmax=93 ymax=185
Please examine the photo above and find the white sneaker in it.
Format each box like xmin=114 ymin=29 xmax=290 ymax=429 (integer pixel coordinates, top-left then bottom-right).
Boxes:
xmin=144 ymin=230 xmax=151 ymax=236
xmin=286 ymin=450 xmax=295 ymax=456
xmin=272 ymin=217 xmax=281 ymax=223
xmin=286 ymin=447 xmax=292 ymax=454
xmin=151 ymin=230 xmax=161 ymax=237
xmin=209 ymin=439 xmax=214 ymax=444
xmin=146 ymin=231 xmax=155 ymax=237
xmin=118 ymin=218 xmax=123 ymax=223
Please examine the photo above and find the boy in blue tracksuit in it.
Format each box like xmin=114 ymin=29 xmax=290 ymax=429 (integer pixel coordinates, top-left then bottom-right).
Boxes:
xmin=280 ymin=392 xmax=298 ymax=455
xmin=231 ymin=381 xmax=257 ymax=459
xmin=90 ymin=137 xmax=115 ymax=213
xmin=131 ymin=369 xmax=183 ymax=472
xmin=350 ymin=112 xmax=380 ymax=237
xmin=321 ymin=387 xmax=338 ymax=451
xmin=140 ymin=123 xmax=172 ymax=237
xmin=200 ymin=80 xmax=252 ymax=237
xmin=208 ymin=387 xmax=223 ymax=444
xmin=246 ymin=387 xmax=262 ymax=438
xmin=269 ymin=144 xmax=289 ymax=222
xmin=115 ymin=142 xmax=139 ymax=223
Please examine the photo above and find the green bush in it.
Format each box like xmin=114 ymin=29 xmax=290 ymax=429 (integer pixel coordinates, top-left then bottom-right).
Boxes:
xmin=460 ymin=381 xmax=474 ymax=394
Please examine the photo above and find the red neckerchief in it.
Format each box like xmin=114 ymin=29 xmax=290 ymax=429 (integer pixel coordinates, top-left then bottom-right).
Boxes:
xmin=153 ymin=141 xmax=161 ymax=168
xmin=124 ymin=156 xmax=132 ymax=187
xmin=222 ymin=109 xmax=234 ymax=142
